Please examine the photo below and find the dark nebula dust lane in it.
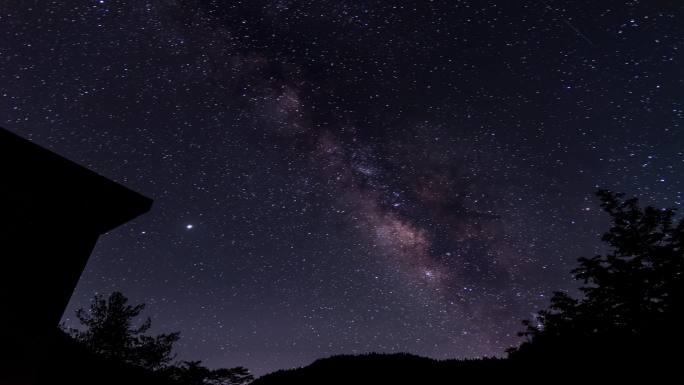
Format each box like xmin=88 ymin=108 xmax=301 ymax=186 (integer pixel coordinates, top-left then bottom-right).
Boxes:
xmin=1 ymin=0 xmax=683 ymax=375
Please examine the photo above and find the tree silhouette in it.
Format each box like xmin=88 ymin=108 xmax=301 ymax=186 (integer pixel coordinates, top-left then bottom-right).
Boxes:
xmin=66 ymin=291 xmax=254 ymax=383
xmin=67 ymin=291 xmax=180 ymax=370
xmin=509 ymin=190 xmax=684 ymax=366
xmin=160 ymin=361 xmax=254 ymax=385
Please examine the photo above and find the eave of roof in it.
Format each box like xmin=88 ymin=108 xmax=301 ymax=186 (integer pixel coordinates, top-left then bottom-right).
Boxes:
xmin=0 ymin=127 xmax=153 ymax=234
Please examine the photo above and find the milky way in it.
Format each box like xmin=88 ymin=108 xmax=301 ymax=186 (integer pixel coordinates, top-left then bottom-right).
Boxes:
xmin=1 ymin=0 xmax=683 ymax=375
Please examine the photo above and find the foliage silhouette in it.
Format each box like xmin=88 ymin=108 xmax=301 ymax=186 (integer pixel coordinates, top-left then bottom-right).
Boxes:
xmin=40 ymin=328 xmax=174 ymax=385
xmin=508 ymin=189 xmax=683 ymax=378
xmin=63 ymin=291 xmax=254 ymax=384
xmin=50 ymin=190 xmax=683 ymax=384
xmin=160 ymin=361 xmax=254 ymax=385
xmin=252 ymin=190 xmax=683 ymax=384
xmin=67 ymin=291 xmax=180 ymax=370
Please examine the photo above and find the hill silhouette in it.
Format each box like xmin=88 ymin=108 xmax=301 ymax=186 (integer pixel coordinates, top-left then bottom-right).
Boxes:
xmin=251 ymin=349 xmax=678 ymax=384
xmin=251 ymin=353 xmax=510 ymax=385
xmin=251 ymin=190 xmax=684 ymax=384
xmin=1 ymin=124 xmax=680 ymax=383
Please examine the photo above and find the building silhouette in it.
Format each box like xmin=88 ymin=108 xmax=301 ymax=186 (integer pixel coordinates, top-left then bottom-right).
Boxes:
xmin=0 ymin=127 xmax=152 ymax=384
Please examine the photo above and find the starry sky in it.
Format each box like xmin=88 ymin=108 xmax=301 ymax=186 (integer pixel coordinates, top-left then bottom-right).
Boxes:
xmin=1 ymin=0 xmax=683 ymax=376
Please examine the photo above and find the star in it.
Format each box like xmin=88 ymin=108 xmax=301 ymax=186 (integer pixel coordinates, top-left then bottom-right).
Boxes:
xmin=6 ymin=0 xmax=680 ymax=376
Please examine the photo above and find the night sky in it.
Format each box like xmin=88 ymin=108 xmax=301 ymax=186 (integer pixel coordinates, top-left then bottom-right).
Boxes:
xmin=2 ymin=0 xmax=683 ymax=376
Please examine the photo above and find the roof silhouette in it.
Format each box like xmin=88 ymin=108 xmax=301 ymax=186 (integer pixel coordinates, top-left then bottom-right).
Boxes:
xmin=0 ymin=128 xmax=152 ymax=234
xmin=0 ymin=127 xmax=153 ymax=384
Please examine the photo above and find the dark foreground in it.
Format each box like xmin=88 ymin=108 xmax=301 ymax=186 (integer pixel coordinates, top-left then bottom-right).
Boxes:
xmin=252 ymin=351 xmax=681 ymax=385
xmin=7 ymin=330 xmax=681 ymax=385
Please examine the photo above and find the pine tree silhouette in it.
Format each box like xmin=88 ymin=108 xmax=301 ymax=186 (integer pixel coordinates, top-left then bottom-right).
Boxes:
xmin=67 ymin=291 xmax=180 ymax=370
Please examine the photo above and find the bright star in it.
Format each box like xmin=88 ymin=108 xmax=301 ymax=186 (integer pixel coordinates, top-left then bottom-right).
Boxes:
xmin=186 ymin=224 xmax=194 ymax=230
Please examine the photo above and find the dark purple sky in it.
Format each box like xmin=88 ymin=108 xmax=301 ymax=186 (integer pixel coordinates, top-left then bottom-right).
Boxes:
xmin=1 ymin=0 xmax=682 ymax=376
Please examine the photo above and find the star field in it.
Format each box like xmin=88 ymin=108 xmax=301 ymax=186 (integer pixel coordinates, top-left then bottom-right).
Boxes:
xmin=1 ymin=0 xmax=683 ymax=376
